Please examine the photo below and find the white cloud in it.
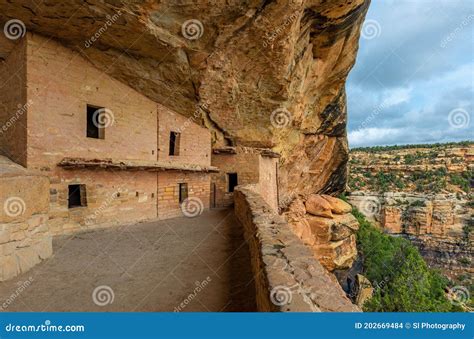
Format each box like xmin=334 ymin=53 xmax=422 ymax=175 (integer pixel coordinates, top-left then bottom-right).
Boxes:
xmin=346 ymin=1 xmax=473 ymax=147
xmin=381 ymin=86 xmax=411 ymax=107
xmin=348 ymin=127 xmax=403 ymax=147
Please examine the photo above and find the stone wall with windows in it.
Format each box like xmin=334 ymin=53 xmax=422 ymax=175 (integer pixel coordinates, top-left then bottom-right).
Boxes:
xmin=48 ymin=170 xmax=158 ymax=235
xmin=19 ymin=33 xmax=160 ymax=233
xmin=210 ymin=147 xmax=279 ymax=210
xmin=0 ymin=33 xmax=215 ymax=236
xmin=157 ymin=172 xmax=211 ymax=220
xmin=211 ymin=150 xmax=260 ymax=208
xmin=25 ymin=33 xmax=158 ymax=170
xmin=157 ymin=108 xmax=212 ymax=167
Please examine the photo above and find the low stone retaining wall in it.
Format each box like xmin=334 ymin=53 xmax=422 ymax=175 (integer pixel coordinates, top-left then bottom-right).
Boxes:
xmin=0 ymin=156 xmax=53 ymax=281
xmin=234 ymin=185 xmax=360 ymax=312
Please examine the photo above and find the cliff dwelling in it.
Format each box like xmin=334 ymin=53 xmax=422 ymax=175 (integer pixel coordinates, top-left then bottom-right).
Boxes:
xmin=4 ymin=0 xmax=468 ymax=316
xmin=0 ymin=32 xmax=362 ymax=310
xmin=0 ymin=0 xmax=378 ymax=313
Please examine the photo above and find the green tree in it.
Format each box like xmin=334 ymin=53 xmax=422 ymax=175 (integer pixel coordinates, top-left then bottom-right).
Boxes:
xmin=352 ymin=208 xmax=456 ymax=312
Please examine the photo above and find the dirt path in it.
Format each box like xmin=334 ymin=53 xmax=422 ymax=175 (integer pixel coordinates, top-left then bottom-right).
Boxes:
xmin=0 ymin=209 xmax=256 ymax=312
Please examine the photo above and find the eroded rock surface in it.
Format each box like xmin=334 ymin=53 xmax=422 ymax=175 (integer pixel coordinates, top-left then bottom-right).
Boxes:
xmin=0 ymin=0 xmax=370 ymax=201
xmin=285 ymin=194 xmax=359 ymax=271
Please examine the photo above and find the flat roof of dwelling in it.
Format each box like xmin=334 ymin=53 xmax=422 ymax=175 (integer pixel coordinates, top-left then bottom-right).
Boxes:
xmin=58 ymin=157 xmax=219 ymax=172
xmin=212 ymin=146 xmax=280 ymax=158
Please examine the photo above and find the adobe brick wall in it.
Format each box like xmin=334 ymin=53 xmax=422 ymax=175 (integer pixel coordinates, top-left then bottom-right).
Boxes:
xmin=211 ymin=149 xmax=279 ymax=211
xmin=48 ymin=170 xmax=157 ymax=235
xmin=25 ymin=33 xmax=158 ymax=169
xmin=258 ymin=156 xmax=279 ymax=211
xmin=19 ymin=33 xmax=161 ymax=233
xmin=0 ymin=39 xmax=27 ymax=166
xmin=0 ymin=156 xmax=52 ymax=281
xmin=234 ymin=184 xmax=360 ymax=312
xmin=211 ymin=152 xmax=260 ymax=208
xmin=158 ymin=108 xmax=211 ymax=167
xmin=157 ymin=172 xmax=210 ymax=220
xmin=9 ymin=33 xmax=213 ymax=233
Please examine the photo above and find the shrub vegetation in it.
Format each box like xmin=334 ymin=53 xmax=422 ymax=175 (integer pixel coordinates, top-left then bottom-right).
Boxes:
xmin=352 ymin=208 xmax=460 ymax=312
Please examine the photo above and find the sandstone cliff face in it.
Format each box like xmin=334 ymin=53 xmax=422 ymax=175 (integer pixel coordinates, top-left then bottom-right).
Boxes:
xmin=348 ymin=192 xmax=473 ymax=278
xmin=0 ymin=0 xmax=370 ymax=202
xmin=284 ymin=194 xmax=358 ymax=272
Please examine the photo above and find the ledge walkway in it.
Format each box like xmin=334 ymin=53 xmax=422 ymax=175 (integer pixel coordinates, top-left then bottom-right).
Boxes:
xmin=0 ymin=209 xmax=256 ymax=312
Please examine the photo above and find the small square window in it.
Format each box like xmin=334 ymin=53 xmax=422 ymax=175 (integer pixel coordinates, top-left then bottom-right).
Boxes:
xmin=227 ymin=173 xmax=238 ymax=192
xmin=87 ymin=105 xmax=105 ymax=139
xmin=179 ymin=183 xmax=188 ymax=203
xmin=68 ymin=184 xmax=87 ymax=208
xmin=169 ymin=131 xmax=181 ymax=156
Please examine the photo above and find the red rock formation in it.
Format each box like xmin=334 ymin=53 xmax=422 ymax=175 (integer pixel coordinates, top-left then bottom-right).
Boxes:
xmin=286 ymin=194 xmax=359 ymax=271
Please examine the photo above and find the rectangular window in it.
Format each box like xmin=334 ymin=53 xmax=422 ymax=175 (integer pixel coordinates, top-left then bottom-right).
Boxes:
xmin=86 ymin=105 xmax=105 ymax=139
xmin=228 ymin=173 xmax=238 ymax=192
xmin=179 ymin=183 xmax=188 ymax=203
xmin=68 ymin=184 xmax=87 ymax=208
xmin=169 ymin=131 xmax=180 ymax=156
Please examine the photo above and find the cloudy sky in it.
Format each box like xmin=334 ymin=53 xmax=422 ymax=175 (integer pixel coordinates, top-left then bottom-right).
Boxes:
xmin=346 ymin=0 xmax=473 ymax=148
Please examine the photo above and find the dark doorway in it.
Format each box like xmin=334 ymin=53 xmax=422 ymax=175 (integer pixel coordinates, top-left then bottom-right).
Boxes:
xmin=227 ymin=173 xmax=238 ymax=192
xmin=68 ymin=184 xmax=87 ymax=208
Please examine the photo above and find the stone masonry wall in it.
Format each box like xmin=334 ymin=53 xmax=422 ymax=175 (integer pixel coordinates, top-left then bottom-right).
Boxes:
xmin=258 ymin=156 xmax=279 ymax=212
xmin=48 ymin=170 xmax=157 ymax=235
xmin=234 ymin=185 xmax=359 ymax=312
xmin=26 ymin=33 xmax=158 ymax=169
xmin=158 ymin=109 xmax=211 ymax=167
xmin=157 ymin=172 xmax=210 ymax=220
xmin=211 ymin=152 xmax=260 ymax=208
xmin=0 ymin=39 xmax=27 ymax=166
xmin=23 ymin=33 xmax=160 ymax=234
xmin=0 ymin=156 xmax=52 ymax=281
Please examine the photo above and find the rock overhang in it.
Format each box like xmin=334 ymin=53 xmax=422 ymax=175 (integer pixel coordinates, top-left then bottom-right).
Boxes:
xmin=0 ymin=0 xmax=370 ymax=200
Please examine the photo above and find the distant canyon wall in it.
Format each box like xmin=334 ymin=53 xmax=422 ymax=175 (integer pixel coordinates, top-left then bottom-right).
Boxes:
xmin=348 ymin=192 xmax=473 ymax=278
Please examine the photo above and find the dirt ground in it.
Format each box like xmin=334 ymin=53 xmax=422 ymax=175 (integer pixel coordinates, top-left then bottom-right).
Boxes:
xmin=0 ymin=209 xmax=256 ymax=312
